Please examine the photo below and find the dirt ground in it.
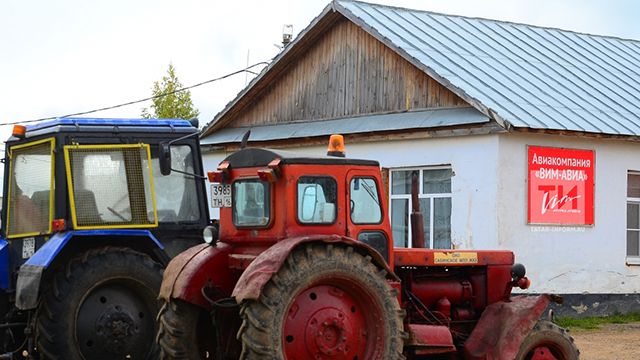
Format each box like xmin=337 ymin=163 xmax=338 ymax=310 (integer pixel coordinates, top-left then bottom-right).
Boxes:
xmin=570 ymin=322 xmax=640 ymax=360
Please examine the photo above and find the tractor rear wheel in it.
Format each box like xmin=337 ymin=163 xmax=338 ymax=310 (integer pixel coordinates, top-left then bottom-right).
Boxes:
xmin=515 ymin=320 xmax=579 ymax=360
xmin=35 ymin=247 xmax=163 ymax=360
xmin=157 ymin=299 xmax=216 ymax=359
xmin=238 ymin=243 xmax=405 ymax=360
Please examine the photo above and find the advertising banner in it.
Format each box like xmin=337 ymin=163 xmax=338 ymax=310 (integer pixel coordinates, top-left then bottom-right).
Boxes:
xmin=528 ymin=146 xmax=594 ymax=225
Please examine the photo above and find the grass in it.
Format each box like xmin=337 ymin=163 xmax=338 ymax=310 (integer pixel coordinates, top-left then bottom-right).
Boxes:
xmin=555 ymin=312 xmax=640 ymax=330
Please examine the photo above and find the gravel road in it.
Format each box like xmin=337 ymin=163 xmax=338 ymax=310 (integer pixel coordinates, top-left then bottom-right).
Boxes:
xmin=570 ymin=322 xmax=640 ymax=360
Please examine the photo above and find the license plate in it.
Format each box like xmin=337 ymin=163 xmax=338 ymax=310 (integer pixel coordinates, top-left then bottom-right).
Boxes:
xmin=211 ymin=184 xmax=232 ymax=208
xmin=22 ymin=237 xmax=35 ymax=259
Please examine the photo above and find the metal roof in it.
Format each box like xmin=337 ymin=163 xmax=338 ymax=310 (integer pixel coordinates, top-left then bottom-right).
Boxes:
xmin=200 ymin=107 xmax=488 ymax=145
xmin=335 ymin=0 xmax=640 ymax=136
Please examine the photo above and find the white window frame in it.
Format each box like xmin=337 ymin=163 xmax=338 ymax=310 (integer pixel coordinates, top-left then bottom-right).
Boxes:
xmin=389 ymin=166 xmax=452 ymax=248
xmin=627 ymin=171 xmax=640 ymax=265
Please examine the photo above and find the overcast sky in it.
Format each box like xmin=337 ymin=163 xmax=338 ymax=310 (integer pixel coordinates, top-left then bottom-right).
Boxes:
xmin=1 ymin=0 xmax=640 ymax=144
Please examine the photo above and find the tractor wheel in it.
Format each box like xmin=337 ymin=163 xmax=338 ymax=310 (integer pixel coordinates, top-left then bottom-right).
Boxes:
xmin=515 ymin=320 xmax=580 ymax=360
xmin=157 ymin=299 xmax=216 ymax=359
xmin=35 ymin=247 xmax=163 ymax=360
xmin=238 ymin=243 xmax=405 ymax=360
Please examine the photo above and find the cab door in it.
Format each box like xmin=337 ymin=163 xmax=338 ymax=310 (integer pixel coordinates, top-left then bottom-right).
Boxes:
xmin=346 ymin=169 xmax=393 ymax=264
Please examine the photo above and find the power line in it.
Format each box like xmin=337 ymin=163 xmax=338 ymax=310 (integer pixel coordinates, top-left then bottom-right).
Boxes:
xmin=4 ymin=61 xmax=270 ymax=127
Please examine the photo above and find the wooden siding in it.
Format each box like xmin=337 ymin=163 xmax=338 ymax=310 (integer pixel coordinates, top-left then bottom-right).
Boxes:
xmin=230 ymin=18 xmax=468 ymax=128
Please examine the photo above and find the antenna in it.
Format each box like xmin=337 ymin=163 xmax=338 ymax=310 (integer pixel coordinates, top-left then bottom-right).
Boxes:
xmin=282 ymin=24 xmax=293 ymax=47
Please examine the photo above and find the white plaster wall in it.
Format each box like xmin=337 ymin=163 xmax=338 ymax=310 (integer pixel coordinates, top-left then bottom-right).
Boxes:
xmin=497 ymin=133 xmax=640 ymax=294
xmin=201 ymin=134 xmax=501 ymax=250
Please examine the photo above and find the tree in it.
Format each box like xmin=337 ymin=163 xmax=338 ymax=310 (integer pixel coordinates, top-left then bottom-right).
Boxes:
xmin=142 ymin=63 xmax=199 ymax=120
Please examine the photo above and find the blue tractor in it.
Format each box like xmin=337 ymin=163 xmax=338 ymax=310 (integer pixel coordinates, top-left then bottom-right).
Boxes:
xmin=0 ymin=118 xmax=210 ymax=359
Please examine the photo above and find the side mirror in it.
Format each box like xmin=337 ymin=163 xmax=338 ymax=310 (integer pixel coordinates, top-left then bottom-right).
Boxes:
xmin=159 ymin=142 xmax=172 ymax=176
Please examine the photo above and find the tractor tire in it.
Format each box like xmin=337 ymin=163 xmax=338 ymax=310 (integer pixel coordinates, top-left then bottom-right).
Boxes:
xmin=35 ymin=247 xmax=163 ymax=360
xmin=515 ymin=320 xmax=580 ymax=360
xmin=238 ymin=243 xmax=405 ymax=360
xmin=157 ymin=299 xmax=216 ymax=359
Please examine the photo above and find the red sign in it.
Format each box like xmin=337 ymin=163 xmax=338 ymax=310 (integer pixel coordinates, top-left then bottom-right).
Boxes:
xmin=528 ymin=146 xmax=594 ymax=225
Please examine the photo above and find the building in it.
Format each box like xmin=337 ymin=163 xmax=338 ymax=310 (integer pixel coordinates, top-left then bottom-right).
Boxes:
xmin=200 ymin=0 xmax=640 ymax=315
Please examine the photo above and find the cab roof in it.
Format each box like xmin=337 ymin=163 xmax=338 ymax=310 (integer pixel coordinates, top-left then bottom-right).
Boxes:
xmin=19 ymin=117 xmax=197 ymax=139
xmin=224 ymin=148 xmax=379 ymax=168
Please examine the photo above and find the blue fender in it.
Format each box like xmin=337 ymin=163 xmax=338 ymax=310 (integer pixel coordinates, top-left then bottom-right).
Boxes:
xmin=16 ymin=230 xmax=163 ymax=310
xmin=0 ymin=238 xmax=9 ymax=289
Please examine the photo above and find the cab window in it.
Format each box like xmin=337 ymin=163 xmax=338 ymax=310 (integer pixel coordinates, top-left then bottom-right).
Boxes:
xmin=233 ymin=179 xmax=269 ymax=227
xmin=350 ymin=177 xmax=382 ymax=224
xmin=297 ymin=177 xmax=337 ymax=224
xmin=150 ymin=145 xmax=200 ymax=222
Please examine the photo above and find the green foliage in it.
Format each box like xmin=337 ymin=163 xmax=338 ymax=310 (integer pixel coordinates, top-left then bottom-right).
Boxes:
xmin=142 ymin=63 xmax=199 ymax=120
xmin=555 ymin=312 xmax=640 ymax=330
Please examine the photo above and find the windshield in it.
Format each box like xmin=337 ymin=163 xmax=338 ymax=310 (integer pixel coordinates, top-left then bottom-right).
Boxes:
xmin=233 ymin=179 xmax=269 ymax=227
xmin=6 ymin=139 xmax=54 ymax=237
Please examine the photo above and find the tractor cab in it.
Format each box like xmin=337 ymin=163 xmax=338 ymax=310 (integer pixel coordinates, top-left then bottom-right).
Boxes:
xmin=2 ymin=118 xmax=209 ymax=265
xmin=206 ymin=145 xmax=393 ymax=262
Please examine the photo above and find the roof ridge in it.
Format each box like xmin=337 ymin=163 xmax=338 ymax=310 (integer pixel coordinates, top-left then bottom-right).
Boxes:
xmin=340 ymin=0 xmax=640 ymax=44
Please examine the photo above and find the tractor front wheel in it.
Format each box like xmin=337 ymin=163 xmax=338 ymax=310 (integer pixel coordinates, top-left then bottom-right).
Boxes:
xmin=35 ymin=247 xmax=163 ymax=360
xmin=238 ymin=243 xmax=405 ymax=360
xmin=157 ymin=299 xmax=216 ymax=359
xmin=516 ymin=320 xmax=580 ymax=360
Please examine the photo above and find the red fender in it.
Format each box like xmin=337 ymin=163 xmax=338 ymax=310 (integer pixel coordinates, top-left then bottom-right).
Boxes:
xmin=463 ymin=295 xmax=552 ymax=360
xmin=232 ymin=234 xmax=397 ymax=302
xmin=159 ymin=242 xmax=235 ymax=309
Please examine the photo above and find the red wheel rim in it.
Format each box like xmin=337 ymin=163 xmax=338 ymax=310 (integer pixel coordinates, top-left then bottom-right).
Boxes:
xmin=528 ymin=345 xmax=563 ymax=360
xmin=282 ymin=278 xmax=385 ymax=359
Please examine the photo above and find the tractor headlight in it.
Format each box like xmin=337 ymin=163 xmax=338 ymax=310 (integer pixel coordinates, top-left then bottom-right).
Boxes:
xmin=203 ymin=225 xmax=219 ymax=244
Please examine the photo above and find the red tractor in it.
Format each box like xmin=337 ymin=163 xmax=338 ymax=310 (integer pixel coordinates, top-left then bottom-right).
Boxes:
xmin=157 ymin=136 xmax=579 ymax=360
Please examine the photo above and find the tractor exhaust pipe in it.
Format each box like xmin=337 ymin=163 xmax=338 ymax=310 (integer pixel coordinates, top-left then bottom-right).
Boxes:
xmin=410 ymin=171 xmax=426 ymax=248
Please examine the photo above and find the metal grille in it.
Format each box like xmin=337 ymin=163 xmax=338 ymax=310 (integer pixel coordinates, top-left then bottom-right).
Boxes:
xmin=66 ymin=145 xmax=157 ymax=229
xmin=7 ymin=140 xmax=54 ymax=237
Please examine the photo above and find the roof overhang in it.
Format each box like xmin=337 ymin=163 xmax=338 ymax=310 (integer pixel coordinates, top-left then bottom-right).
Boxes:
xmin=201 ymin=107 xmax=490 ymax=146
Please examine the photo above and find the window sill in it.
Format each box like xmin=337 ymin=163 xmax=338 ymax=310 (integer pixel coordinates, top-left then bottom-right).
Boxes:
xmin=626 ymin=257 xmax=640 ymax=266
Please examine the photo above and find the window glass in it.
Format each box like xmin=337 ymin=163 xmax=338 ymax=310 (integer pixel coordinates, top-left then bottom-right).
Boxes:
xmin=233 ymin=180 xmax=269 ymax=227
xmin=391 ymin=199 xmax=408 ymax=247
xmin=150 ymin=145 xmax=200 ymax=222
xmin=434 ymin=197 xmax=452 ymax=249
xmin=7 ymin=140 xmax=54 ymax=236
xmin=350 ymin=177 xmax=382 ymax=224
xmin=424 ymin=169 xmax=453 ymax=194
xmin=391 ymin=171 xmax=411 ymax=195
xmin=419 ymin=198 xmax=431 ymax=246
xmin=628 ymin=203 xmax=639 ymax=230
xmin=628 ymin=230 xmax=640 ymax=257
xmin=628 ymin=174 xmax=640 ymax=197
xmin=627 ymin=199 xmax=640 ymax=258
xmin=67 ymin=146 xmax=155 ymax=227
xmin=297 ymin=177 xmax=337 ymax=224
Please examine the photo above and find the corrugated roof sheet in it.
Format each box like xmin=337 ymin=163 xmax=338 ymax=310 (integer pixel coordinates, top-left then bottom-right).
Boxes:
xmin=201 ymin=107 xmax=488 ymax=145
xmin=336 ymin=0 xmax=640 ymax=136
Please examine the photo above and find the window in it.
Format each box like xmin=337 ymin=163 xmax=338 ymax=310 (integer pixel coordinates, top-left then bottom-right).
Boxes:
xmin=297 ymin=177 xmax=337 ymax=224
xmin=389 ymin=167 xmax=452 ymax=248
xmin=627 ymin=172 xmax=640 ymax=264
xmin=150 ymin=145 xmax=200 ymax=222
xmin=350 ymin=177 xmax=382 ymax=224
xmin=66 ymin=145 xmax=156 ymax=228
xmin=7 ymin=139 xmax=55 ymax=237
xmin=233 ymin=180 xmax=269 ymax=227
